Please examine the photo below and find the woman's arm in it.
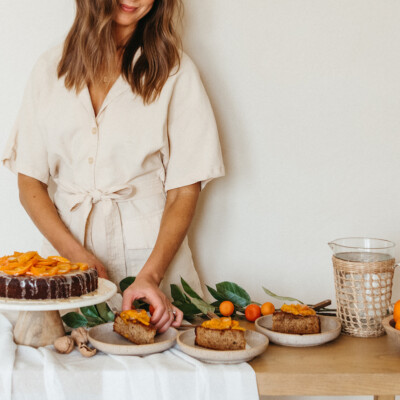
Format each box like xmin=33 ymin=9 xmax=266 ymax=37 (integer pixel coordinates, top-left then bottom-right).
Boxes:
xmin=122 ymin=181 xmax=201 ymax=332
xmin=17 ymin=173 xmax=109 ymax=278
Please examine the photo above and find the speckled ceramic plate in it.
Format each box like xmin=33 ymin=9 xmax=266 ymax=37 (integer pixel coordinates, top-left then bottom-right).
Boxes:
xmin=176 ymin=329 xmax=268 ymax=364
xmin=88 ymin=322 xmax=178 ymax=355
xmin=255 ymin=314 xmax=341 ymax=347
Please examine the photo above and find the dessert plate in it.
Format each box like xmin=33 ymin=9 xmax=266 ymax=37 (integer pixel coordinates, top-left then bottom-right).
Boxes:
xmin=176 ymin=329 xmax=269 ymax=364
xmin=255 ymin=315 xmax=341 ymax=347
xmin=88 ymin=322 xmax=178 ymax=356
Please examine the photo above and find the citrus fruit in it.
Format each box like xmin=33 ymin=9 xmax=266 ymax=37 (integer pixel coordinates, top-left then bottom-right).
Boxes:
xmin=149 ymin=305 xmax=155 ymax=316
xmin=245 ymin=304 xmax=261 ymax=322
xmin=261 ymin=302 xmax=275 ymax=316
xmin=219 ymin=301 xmax=234 ymax=316
xmin=395 ymin=320 xmax=400 ymax=331
xmin=393 ymin=300 xmax=400 ymax=322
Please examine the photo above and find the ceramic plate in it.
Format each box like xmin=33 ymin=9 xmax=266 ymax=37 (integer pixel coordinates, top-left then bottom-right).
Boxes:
xmin=88 ymin=322 xmax=178 ymax=355
xmin=176 ymin=329 xmax=269 ymax=364
xmin=255 ymin=314 xmax=341 ymax=347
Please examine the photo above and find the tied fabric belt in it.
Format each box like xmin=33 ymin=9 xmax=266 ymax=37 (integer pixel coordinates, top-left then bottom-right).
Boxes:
xmin=56 ymin=180 xmax=165 ymax=280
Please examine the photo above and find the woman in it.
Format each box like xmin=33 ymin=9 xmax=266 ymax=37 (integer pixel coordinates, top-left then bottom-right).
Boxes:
xmin=2 ymin=0 xmax=224 ymax=333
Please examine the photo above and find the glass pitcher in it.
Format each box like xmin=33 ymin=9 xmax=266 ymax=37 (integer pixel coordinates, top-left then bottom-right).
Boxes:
xmin=328 ymin=237 xmax=397 ymax=337
xmin=328 ymin=237 xmax=396 ymax=263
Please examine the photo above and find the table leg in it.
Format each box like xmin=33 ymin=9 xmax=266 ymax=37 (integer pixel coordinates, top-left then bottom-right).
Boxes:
xmin=14 ymin=310 xmax=65 ymax=348
xmin=374 ymin=396 xmax=395 ymax=400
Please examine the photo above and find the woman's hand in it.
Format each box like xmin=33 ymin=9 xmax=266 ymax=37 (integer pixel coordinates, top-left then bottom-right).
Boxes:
xmin=120 ymin=183 xmax=199 ymax=332
xmin=122 ymin=272 xmax=183 ymax=332
xmin=17 ymin=173 xmax=110 ymax=276
xmin=69 ymin=250 xmax=109 ymax=280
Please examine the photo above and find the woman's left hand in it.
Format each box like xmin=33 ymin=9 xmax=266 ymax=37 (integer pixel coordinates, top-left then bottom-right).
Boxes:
xmin=121 ymin=273 xmax=183 ymax=333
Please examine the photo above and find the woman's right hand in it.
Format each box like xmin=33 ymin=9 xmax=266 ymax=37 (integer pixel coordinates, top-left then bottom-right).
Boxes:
xmin=17 ymin=173 xmax=109 ymax=280
xmin=69 ymin=250 xmax=109 ymax=279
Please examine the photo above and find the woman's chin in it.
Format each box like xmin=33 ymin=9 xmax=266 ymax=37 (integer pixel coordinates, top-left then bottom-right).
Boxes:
xmin=113 ymin=15 xmax=138 ymax=33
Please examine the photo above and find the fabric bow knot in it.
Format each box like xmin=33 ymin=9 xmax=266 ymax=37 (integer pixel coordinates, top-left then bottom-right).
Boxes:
xmin=57 ymin=183 xmax=135 ymax=282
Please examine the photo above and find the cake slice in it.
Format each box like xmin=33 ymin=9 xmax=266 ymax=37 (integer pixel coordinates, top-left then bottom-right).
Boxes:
xmin=272 ymin=304 xmax=320 ymax=334
xmin=195 ymin=317 xmax=246 ymax=350
xmin=113 ymin=309 xmax=156 ymax=344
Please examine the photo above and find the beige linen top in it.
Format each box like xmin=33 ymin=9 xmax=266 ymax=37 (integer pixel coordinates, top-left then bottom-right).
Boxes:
xmin=2 ymin=45 xmax=224 ymax=293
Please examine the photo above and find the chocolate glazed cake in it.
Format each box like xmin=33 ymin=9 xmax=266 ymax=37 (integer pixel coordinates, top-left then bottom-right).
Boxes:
xmin=0 ymin=269 xmax=98 ymax=300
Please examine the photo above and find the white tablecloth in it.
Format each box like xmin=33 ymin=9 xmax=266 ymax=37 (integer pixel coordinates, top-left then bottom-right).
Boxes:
xmin=0 ymin=313 xmax=259 ymax=400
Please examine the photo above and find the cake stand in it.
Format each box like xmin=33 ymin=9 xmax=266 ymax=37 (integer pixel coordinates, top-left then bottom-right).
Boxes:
xmin=0 ymin=278 xmax=117 ymax=348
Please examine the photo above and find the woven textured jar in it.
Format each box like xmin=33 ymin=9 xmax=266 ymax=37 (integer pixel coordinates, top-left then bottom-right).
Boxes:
xmin=332 ymin=255 xmax=395 ymax=337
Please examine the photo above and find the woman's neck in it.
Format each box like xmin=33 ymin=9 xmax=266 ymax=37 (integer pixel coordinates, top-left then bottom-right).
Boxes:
xmin=113 ymin=23 xmax=137 ymax=48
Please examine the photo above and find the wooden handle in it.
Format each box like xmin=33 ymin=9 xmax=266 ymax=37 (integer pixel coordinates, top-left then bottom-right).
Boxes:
xmin=178 ymin=324 xmax=198 ymax=329
xmin=311 ymin=299 xmax=331 ymax=310
xmin=207 ymin=311 xmax=219 ymax=319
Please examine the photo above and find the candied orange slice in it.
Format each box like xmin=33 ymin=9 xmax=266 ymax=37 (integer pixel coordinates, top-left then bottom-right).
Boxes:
xmin=18 ymin=251 xmax=38 ymax=264
xmin=36 ymin=260 xmax=58 ymax=266
xmin=30 ymin=266 xmax=58 ymax=277
xmin=13 ymin=251 xmax=23 ymax=256
xmin=76 ymin=262 xmax=89 ymax=271
xmin=3 ymin=265 xmax=31 ymax=276
xmin=0 ymin=256 xmax=9 ymax=264
xmin=56 ymin=263 xmax=71 ymax=275
xmin=70 ymin=264 xmax=79 ymax=270
xmin=49 ymin=256 xmax=70 ymax=263
xmin=25 ymin=258 xmax=38 ymax=268
xmin=0 ymin=262 xmax=20 ymax=270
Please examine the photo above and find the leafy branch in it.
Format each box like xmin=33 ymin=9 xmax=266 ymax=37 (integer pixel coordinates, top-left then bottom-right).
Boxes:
xmin=62 ymin=276 xmax=336 ymax=329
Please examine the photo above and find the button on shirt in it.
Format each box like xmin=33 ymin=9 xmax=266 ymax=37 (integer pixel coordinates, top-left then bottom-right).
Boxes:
xmin=2 ymin=45 xmax=225 ymax=291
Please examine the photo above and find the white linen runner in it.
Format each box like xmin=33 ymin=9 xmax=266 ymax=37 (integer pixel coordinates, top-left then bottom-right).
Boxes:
xmin=0 ymin=313 xmax=259 ymax=400
xmin=0 ymin=314 xmax=16 ymax=400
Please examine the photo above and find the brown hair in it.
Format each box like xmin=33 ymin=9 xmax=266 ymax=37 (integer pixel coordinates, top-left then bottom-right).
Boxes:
xmin=58 ymin=0 xmax=182 ymax=104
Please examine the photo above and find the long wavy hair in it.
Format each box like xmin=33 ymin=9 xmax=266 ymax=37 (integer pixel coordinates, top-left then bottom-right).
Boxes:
xmin=58 ymin=0 xmax=182 ymax=104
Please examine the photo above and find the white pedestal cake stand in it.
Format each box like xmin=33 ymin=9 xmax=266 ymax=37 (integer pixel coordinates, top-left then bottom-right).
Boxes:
xmin=0 ymin=278 xmax=117 ymax=348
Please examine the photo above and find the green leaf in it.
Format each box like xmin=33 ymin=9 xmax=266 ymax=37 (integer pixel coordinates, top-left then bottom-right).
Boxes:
xmin=207 ymin=285 xmax=226 ymax=301
xmin=96 ymin=302 xmax=114 ymax=322
xmin=62 ymin=312 xmax=88 ymax=328
xmin=133 ymin=300 xmax=148 ymax=310
xmin=262 ymin=287 xmax=304 ymax=304
xmin=173 ymin=301 xmax=201 ymax=315
xmin=84 ymin=315 xmax=106 ymax=326
xmin=190 ymin=298 xmax=215 ymax=315
xmin=171 ymin=284 xmax=188 ymax=303
xmin=119 ymin=276 xmax=135 ymax=293
xmin=81 ymin=305 xmax=103 ymax=320
xmin=106 ymin=311 xmax=115 ymax=321
xmin=86 ymin=320 xmax=103 ymax=328
xmin=215 ymin=281 xmax=251 ymax=307
xmin=181 ymin=277 xmax=202 ymax=300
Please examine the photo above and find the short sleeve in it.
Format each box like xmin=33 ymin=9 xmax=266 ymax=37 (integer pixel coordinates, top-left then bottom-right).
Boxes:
xmin=2 ymin=59 xmax=50 ymax=185
xmin=164 ymin=55 xmax=225 ymax=191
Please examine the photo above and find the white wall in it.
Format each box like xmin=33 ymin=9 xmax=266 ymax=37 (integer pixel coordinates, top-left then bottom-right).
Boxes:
xmin=1 ymin=0 xmax=400 ymax=312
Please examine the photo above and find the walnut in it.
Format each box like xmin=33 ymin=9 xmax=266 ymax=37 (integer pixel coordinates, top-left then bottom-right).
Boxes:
xmin=71 ymin=327 xmax=88 ymax=346
xmin=54 ymin=336 xmax=74 ymax=354
xmin=78 ymin=343 xmax=97 ymax=357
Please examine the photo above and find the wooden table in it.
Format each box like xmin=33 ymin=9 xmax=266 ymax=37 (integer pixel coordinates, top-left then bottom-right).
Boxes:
xmin=249 ymin=326 xmax=400 ymax=399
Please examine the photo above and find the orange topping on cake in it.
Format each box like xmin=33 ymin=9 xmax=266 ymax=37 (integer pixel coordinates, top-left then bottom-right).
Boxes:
xmin=201 ymin=317 xmax=245 ymax=331
xmin=0 ymin=251 xmax=90 ymax=277
xmin=281 ymin=304 xmax=316 ymax=316
xmin=120 ymin=309 xmax=151 ymax=326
